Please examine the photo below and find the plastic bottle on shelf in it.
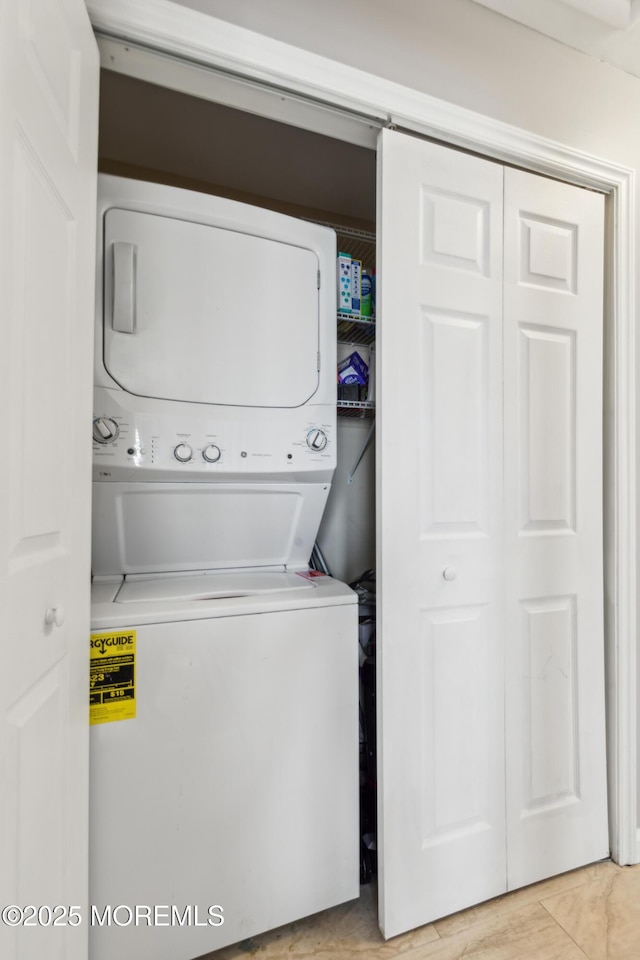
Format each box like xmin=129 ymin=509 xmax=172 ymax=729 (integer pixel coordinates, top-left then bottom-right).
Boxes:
xmin=371 ymin=268 xmax=376 ymax=318
xmin=361 ymin=270 xmax=372 ymax=318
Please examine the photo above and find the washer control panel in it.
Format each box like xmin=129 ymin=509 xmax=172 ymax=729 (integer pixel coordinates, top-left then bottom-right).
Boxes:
xmin=92 ymin=408 xmax=334 ymax=481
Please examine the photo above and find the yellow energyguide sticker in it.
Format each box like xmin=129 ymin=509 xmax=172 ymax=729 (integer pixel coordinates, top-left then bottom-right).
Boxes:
xmin=90 ymin=629 xmax=136 ymax=725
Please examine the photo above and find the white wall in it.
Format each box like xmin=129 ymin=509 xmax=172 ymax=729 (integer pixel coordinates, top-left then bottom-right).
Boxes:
xmin=169 ymin=0 xmax=640 ymax=842
xmin=171 ymin=0 xmax=640 ymax=164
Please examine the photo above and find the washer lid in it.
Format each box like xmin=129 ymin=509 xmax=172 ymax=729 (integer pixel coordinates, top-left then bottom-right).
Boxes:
xmin=115 ymin=571 xmax=315 ymax=603
xmin=103 ymin=208 xmax=320 ymax=408
xmin=91 ymin=482 xmax=331 ymax=577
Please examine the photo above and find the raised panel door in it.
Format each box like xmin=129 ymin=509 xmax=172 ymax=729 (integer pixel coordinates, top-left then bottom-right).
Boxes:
xmin=377 ymin=129 xmax=506 ymax=937
xmin=503 ymin=167 xmax=608 ymax=889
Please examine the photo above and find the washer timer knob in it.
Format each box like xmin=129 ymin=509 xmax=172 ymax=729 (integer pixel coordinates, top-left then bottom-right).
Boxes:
xmin=93 ymin=417 xmax=119 ymax=444
xmin=174 ymin=443 xmax=193 ymax=462
xmin=306 ymin=428 xmax=328 ymax=452
xmin=202 ymin=444 xmax=221 ymax=463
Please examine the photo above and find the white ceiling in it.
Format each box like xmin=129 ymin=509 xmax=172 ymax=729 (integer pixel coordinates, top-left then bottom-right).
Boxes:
xmin=472 ymin=0 xmax=640 ymax=78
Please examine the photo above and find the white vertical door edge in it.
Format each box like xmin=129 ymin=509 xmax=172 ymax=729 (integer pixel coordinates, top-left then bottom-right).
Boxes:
xmin=0 ymin=0 xmax=99 ymax=955
xmin=604 ymin=170 xmax=638 ymax=867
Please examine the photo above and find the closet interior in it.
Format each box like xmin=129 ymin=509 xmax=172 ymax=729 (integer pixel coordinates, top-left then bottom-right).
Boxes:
xmin=98 ymin=67 xmax=378 ymax=586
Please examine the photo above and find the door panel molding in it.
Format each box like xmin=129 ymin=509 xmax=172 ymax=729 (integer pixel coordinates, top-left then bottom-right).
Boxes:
xmin=87 ymin=0 xmax=637 ymax=867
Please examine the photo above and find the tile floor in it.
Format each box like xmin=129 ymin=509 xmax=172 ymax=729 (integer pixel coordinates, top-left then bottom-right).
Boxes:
xmin=201 ymin=860 xmax=640 ymax=959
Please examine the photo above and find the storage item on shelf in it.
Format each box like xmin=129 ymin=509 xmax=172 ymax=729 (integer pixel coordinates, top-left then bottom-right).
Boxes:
xmin=351 ymin=258 xmax=362 ymax=313
xmin=366 ymin=345 xmax=375 ymax=404
xmin=338 ymin=349 xmax=370 ymax=406
xmin=361 ymin=270 xmax=372 ymax=317
xmin=337 ymin=251 xmax=353 ymax=314
xmin=338 ymin=350 xmax=369 ymax=385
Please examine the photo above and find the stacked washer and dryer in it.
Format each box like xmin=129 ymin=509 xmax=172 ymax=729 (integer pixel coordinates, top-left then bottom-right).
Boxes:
xmin=89 ymin=176 xmax=359 ymax=960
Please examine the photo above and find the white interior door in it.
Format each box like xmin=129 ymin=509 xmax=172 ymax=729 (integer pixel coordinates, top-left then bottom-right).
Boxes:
xmin=0 ymin=1 xmax=99 ymax=957
xmin=377 ymin=130 xmax=506 ymax=938
xmin=377 ymin=129 xmax=607 ymax=939
xmin=503 ymin=167 xmax=608 ymax=889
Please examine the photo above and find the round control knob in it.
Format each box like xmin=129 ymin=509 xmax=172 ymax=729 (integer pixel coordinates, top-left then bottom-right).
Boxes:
xmin=306 ymin=428 xmax=328 ymax=452
xmin=174 ymin=443 xmax=193 ymax=463
xmin=93 ymin=417 xmax=119 ymax=444
xmin=442 ymin=566 xmax=458 ymax=582
xmin=202 ymin=444 xmax=221 ymax=463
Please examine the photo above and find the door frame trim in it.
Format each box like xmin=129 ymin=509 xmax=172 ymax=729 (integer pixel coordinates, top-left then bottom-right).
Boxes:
xmin=87 ymin=0 xmax=638 ymax=865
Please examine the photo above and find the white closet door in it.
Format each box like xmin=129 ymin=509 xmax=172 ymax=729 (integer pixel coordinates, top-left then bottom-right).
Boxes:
xmin=0 ymin=0 xmax=99 ymax=956
xmin=377 ymin=130 xmax=506 ymax=938
xmin=503 ymin=168 xmax=608 ymax=889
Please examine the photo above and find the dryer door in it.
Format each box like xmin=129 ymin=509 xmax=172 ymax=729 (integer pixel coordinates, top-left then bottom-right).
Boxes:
xmin=102 ymin=208 xmax=320 ymax=407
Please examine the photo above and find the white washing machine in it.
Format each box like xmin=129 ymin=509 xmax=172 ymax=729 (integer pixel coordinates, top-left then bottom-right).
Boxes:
xmin=89 ymin=177 xmax=359 ymax=960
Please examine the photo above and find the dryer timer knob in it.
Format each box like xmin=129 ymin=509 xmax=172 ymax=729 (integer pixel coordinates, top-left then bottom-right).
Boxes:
xmin=306 ymin=428 xmax=328 ymax=452
xmin=93 ymin=417 xmax=119 ymax=444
